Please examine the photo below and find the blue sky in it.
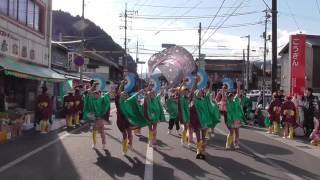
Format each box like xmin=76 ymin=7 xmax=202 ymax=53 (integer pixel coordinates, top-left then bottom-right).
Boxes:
xmin=53 ymin=0 xmax=320 ymax=72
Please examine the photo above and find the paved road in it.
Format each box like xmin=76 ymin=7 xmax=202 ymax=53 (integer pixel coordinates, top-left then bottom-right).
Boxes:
xmin=1 ymin=103 xmax=320 ymax=180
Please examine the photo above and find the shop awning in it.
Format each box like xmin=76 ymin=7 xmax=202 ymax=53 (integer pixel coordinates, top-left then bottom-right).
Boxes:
xmin=0 ymin=57 xmax=66 ymax=82
xmin=52 ymin=68 xmax=92 ymax=82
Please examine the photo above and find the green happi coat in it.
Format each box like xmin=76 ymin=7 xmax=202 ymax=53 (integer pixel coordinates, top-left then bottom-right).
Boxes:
xmin=90 ymin=93 xmax=110 ymax=119
xmin=165 ymin=97 xmax=178 ymax=120
xmin=206 ymin=92 xmax=221 ymax=128
xmin=82 ymin=93 xmax=96 ymax=121
xmin=180 ymin=95 xmax=190 ymax=124
xmin=226 ymin=96 xmax=245 ymax=128
xmin=193 ymin=92 xmax=213 ymax=128
xmin=147 ymin=95 xmax=166 ymax=123
xmin=119 ymin=93 xmax=149 ymax=127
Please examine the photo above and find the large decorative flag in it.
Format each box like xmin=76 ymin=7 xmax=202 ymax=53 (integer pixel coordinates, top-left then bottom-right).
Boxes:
xmin=148 ymin=46 xmax=196 ymax=87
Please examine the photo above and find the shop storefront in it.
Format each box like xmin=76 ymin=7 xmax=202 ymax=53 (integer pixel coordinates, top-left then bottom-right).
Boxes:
xmin=0 ymin=56 xmax=65 ymax=143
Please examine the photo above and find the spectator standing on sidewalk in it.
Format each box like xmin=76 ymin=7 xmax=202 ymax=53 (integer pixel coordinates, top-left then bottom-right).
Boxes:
xmin=35 ymin=85 xmax=53 ymax=134
xmin=281 ymin=96 xmax=297 ymax=139
xmin=303 ymin=88 xmax=320 ymax=137
xmin=267 ymin=93 xmax=282 ymax=134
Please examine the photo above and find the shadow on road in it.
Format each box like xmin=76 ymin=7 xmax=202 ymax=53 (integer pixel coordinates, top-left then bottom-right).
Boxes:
xmin=94 ymin=149 xmax=144 ymax=180
xmin=0 ymin=131 xmax=82 ymax=180
xmin=208 ymin=131 xmax=320 ymax=179
xmin=205 ymin=153 xmax=285 ymax=180
xmin=154 ymin=148 xmax=216 ymax=180
xmin=207 ymin=133 xmax=292 ymax=156
xmin=268 ymin=158 xmax=320 ymax=180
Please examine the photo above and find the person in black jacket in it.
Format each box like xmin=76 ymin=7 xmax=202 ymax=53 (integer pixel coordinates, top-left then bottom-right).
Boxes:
xmin=303 ymin=88 xmax=320 ymax=136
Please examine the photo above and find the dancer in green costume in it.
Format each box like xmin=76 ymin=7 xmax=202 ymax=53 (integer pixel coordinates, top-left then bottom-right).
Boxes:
xmin=144 ymin=84 xmax=165 ymax=147
xmin=225 ymin=80 xmax=245 ymax=149
xmin=190 ymin=76 xmax=216 ymax=159
xmin=165 ymin=88 xmax=180 ymax=135
xmin=90 ymin=90 xmax=110 ymax=150
xmin=116 ymin=80 xmax=149 ymax=154
xmin=177 ymin=78 xmax=198 ymax=145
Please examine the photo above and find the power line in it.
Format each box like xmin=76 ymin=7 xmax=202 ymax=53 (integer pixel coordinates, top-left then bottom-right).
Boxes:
xmin=131 ymin=4 xmax=251 ymax=9
xmin=154 ymin=1 xmax=202 ymax=35
xmin=129 ymin=21 xmax=264 ymax=31
xmin=201 ymin=0 xmax=247 ymax=47
xmin=132 ymin=11 xmax=262 ymax=19
xmin=201 ymin=0 xmax=227 ymax=41
xmin=284 ymin=0 xmax=302 ymax=32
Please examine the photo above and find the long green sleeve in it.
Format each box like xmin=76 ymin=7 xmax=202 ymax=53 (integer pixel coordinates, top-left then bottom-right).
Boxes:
xmin=120 ymin=93 xmax=149 ymax=127
xmin=180 ymin=95 xmax=190 ymax=124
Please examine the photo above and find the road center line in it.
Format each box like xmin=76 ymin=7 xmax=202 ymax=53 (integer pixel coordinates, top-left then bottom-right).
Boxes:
xmin=215 ymin=128 xmax=303 ymax=180
xmin=0 ymin=124 xmax=89 ymax=173
xmin=143 ymin=144 xmax=154 ymax=180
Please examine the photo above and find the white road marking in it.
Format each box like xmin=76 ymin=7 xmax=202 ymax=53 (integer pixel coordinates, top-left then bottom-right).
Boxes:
xmin=216 ymin=128 xmax=303 ymax=180
xmin=0 ymin=124 xmax=89 ymax=173
xmin=144 ymin=145 xmax=154 ymax=180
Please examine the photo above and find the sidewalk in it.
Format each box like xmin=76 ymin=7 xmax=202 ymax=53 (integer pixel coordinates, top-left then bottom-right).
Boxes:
xmin=242 ymin=124 xmax=320 ymax=158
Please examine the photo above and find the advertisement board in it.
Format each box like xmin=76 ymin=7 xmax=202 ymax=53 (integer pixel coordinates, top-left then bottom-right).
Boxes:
xmin=290 ymin=34 xmax=306 ymax=96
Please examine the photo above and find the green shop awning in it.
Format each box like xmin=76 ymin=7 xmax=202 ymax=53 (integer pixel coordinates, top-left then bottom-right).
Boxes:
xmin=0 ymin=57 xmax=66 ymax=82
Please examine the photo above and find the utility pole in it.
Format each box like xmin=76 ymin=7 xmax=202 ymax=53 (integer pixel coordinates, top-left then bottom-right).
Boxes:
xmin=124 ymin=3 xmax=128 ymax=69
xmin=198 ymin=22 xmax=202 ymax=66
xmin=135 ymin=40 xmax=145 ymax=89
xmin=263 ymin=9 xmax=270 ymax=108
xmin=272 ymin=0 xmax=278 ymax=92
xmin=80 ymin=0 xmax=85 ymax=84
xmin=243 ymin=49 xmax=246 ymax=84
xmin=247 ymin=35 xmax=250 ymax=90
xmin=241 ymin=35 xmax=250 ymax=89
xmin=136 ymin=40 xmax=139 ymax=63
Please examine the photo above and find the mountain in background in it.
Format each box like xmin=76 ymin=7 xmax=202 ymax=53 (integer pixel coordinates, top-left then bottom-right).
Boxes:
xmin=52 ymin=10 xmax=136 ymax=72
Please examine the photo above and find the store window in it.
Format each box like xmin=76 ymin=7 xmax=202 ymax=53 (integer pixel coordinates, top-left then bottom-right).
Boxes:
xmin=0 ymin=0 xmax=8 ymax=15
xmin=27 ymin=0 xmax=34 ymax=29
xmin=9 ymin=0 xmax=18 ymax=19
xmin=34 ymin=4 xmax=39 ymax=31
xmin=18 ymin=0 xmax=27 ymax=24
xmin=1 ymin=0 xmax=44 ymax=34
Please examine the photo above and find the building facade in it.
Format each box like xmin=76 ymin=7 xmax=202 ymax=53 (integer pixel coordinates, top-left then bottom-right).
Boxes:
xmin=279 ymin=34 xmax=320 ymax=95
xmin=0 ymin=0 xmax=64 ymax=113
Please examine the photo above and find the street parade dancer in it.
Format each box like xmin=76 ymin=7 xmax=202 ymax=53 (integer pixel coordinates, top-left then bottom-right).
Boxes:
xmin=90 ymin=90 xmax=110 ymax=150
xmin=35 ymin=85 xmax=53 ymax=134
xmin=206 ymin=90 xmax=221 ymax=138
xmin=116 ymin=80 xmax=149 ymax=154
xmin=63 ymin=90 xmax=75 ymax=128
xmin=144 ymin=85 xmax=166 ymax=147
xmin=267 ymin=92 xmax=282 ymax=134
xmin=190 ymin=76 xmax=219 ymax=159
xmin=225 ymin=81 xmax=245 ymax=149
xmin=177 ymin=79 xmax=194 ymax=145
xmin=74 ymin=87 xmax=84 ymax=126
xmin=165 ymin=88 xmax=180 ymax=135
xmin=281 ymin=96 xmax=297 ymax=139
